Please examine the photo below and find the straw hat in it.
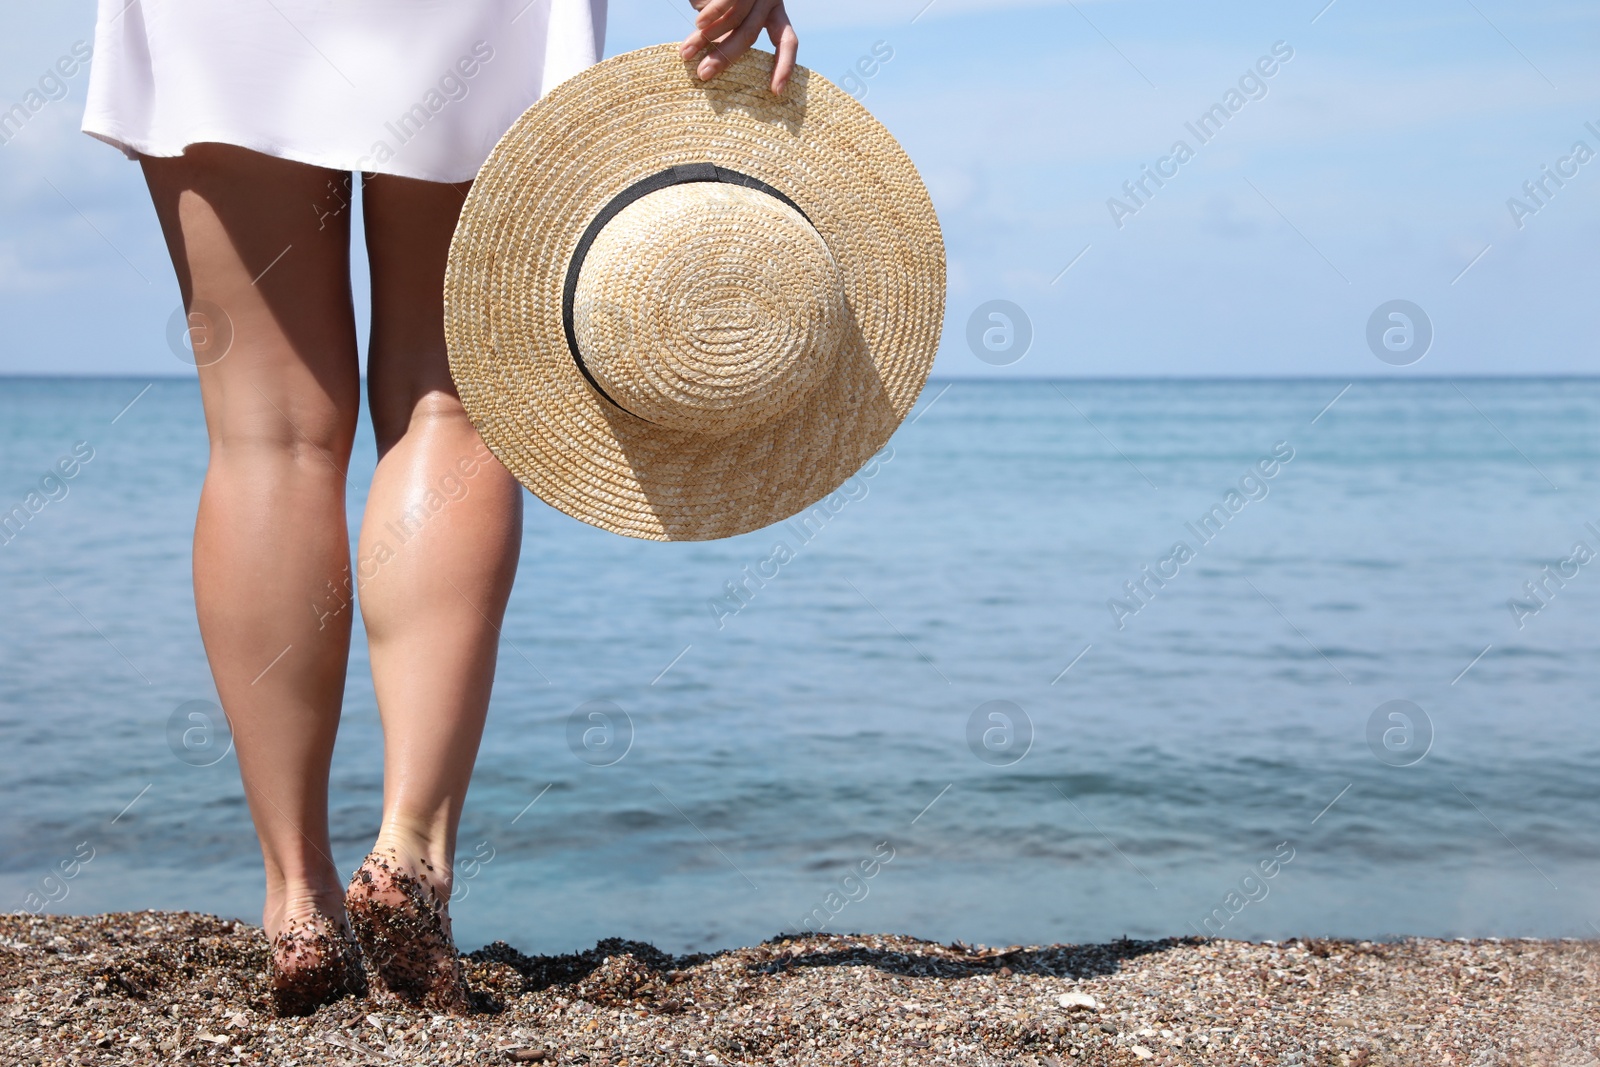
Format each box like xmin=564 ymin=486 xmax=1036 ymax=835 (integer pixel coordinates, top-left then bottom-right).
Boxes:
xmin=444 ymin=43 xmax=945 ymax=540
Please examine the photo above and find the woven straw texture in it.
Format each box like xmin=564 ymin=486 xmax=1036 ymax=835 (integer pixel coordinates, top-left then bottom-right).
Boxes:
xmin=444 ymin=43 xmax=946 ymax=540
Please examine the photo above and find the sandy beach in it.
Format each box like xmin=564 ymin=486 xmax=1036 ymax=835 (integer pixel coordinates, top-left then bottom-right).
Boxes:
xmin=1 ymin=912 xmax=1594 ymax=1065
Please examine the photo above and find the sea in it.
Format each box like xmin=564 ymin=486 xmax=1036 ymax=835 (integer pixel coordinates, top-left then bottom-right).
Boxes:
xmin=2 ymin=377 xmax=1597 ymax=955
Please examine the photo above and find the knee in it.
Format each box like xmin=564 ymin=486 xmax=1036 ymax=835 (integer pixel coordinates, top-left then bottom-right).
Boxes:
xmin=209 ymin=402 xmax=358 ymax=474
xmin=371 ymin=386 xmax=473 ymax=455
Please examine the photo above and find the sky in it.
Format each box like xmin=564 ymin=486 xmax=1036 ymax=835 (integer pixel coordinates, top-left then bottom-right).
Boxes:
xmin=0 ymin=0 xmax=1596 ymax=378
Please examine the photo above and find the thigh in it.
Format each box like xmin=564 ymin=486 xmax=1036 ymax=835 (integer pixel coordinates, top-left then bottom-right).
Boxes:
xmin=141 ymin=144 xmax=361 ymax=455
xmin=361 ymin=174 xmax=472 ymax=452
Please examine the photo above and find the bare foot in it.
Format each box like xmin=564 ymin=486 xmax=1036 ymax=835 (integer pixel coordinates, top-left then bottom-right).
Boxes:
xmin=268 ymin=911 xmax=366 ymax=1017
xmin=345 ymin=848 xmax=470 ymax=1013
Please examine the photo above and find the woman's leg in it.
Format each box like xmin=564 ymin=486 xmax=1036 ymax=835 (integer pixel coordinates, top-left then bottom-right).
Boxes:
xmin=140 ymin=145 xmax=364 ymax=1012
xmin=345 ymin=173 xmax=522 ymax=1010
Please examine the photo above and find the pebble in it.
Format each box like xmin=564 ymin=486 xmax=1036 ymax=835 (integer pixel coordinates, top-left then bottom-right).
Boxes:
xmin=1 ymin=912 xmax=1595 ymax=1066
xmin=1056 ymin=992 xmax=1101 ymax=1011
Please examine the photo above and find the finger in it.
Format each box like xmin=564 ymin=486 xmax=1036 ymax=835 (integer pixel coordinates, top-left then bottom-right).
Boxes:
xmin=695 ymin=0 xmax=751 ymax=31
xmin=694 ymin=0 xmax=753 ymax=46
xmin=680 ymin=10 xmax=749 ymax=59
xmin=680 ymin=0 xmax=743 ymax=56
xmin=767 ymin=6 xmax=798 ymax=93
xmin=697 ymin=0 xmax=776 ymax=79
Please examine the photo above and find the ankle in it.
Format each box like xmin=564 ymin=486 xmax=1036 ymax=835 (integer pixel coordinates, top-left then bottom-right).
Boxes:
xmin=263 ymin=872 xmax=348 ymax=939
xmin=359 ymin=845 xmax=453 ymax=906
xmin=371 ymin=820 xmax=455 ymax=887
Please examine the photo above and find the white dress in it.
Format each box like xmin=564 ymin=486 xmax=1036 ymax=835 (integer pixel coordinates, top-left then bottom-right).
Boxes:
xmin=82 ymin=0 xmax=607 ymax=183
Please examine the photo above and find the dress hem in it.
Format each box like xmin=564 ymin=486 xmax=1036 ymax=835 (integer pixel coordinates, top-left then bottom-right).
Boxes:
xmin=79 ymin=122 xmax=485 ymax=185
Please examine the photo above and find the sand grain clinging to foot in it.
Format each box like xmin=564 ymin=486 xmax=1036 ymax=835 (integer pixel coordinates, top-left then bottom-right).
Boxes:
xmin=347 ymin=850 xmax=472 ymax=1015
xmin=1 ymin=911 xmax=1595 ymax=1065
xmin=266 ymin=912 xmax=365 ymax=1018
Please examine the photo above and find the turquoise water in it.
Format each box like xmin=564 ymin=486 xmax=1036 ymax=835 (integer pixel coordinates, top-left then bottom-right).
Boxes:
xmin=2 ymin=377 xmax=1598 ymax=953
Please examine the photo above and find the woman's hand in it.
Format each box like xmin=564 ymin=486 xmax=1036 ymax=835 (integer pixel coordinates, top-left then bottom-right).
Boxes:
xmin=679 ymin=0 xmax=798 ymax=93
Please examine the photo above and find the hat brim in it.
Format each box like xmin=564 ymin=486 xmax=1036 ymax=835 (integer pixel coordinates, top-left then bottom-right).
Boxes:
xmin=444 ymin=44 xmax=946 ymax=541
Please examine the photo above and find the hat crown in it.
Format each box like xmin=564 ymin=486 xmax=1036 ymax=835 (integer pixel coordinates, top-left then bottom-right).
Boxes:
xmin=572 ymin=182 xmax=846 ymax=436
